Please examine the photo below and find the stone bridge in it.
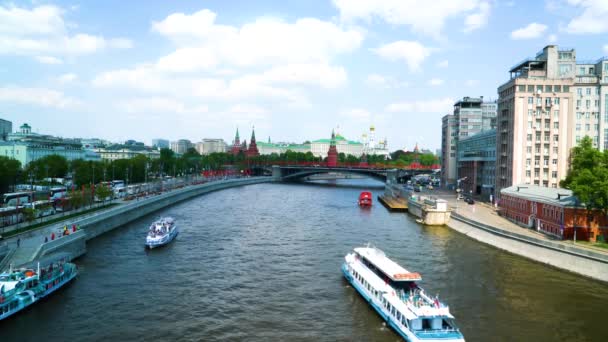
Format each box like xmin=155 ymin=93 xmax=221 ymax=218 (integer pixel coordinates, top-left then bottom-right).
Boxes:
xmin=270 ymin=165 xmax=429 ymax=184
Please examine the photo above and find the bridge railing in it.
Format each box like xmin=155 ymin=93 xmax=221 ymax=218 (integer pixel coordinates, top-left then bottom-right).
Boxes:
xmin=253 ymin=161 xmax=439 ymax=171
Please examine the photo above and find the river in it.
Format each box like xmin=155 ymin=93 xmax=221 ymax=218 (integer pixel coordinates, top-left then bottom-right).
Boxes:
xmin=2 ymin=179 xmax=607 ymax=341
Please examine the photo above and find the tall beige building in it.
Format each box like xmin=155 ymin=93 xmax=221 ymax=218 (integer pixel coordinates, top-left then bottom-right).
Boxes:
xmin=496 ymin=45 xmax=608 ymax=197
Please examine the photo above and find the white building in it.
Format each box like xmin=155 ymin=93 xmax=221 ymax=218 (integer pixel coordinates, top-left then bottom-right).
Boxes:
xmin=311 ymin=133 xmax=363 ymax=158
xmin=196 ymin=138 xmax=227 ymax=155
xmin=0 ymin=123 xmax=100 ymax=166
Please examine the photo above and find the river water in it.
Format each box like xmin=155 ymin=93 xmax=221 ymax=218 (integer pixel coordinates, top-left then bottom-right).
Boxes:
xmin=2 ymin=179 xmax=607 ymax=341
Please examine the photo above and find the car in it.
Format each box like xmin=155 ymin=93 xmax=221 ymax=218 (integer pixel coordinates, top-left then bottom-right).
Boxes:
xmin=465 ymin=197 xmax=475 ymax=204
xmin=414 ymin=186 xmax=422 ymax=192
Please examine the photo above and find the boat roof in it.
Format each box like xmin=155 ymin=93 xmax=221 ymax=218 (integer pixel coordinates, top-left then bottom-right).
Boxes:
xmin=355 ymin=247 xmax=422 ymax=282
xmin=350 ymin=258 xmax=392 ymax=292
xmin=383 ymin=292 xmax=418 ymax=320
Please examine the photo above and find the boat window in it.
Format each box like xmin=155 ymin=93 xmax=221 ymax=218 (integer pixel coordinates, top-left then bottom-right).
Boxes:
xmin=422 ymin=319 xmax=432 ymax=330
xmin=397 ymin=312 xmax=401 ymax=321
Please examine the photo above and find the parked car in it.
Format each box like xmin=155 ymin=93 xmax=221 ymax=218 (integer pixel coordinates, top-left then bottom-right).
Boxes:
xmin=465 ymin=197 xmax=475 ymax=205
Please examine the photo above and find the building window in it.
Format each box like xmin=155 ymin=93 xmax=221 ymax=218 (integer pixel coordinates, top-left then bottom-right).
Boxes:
xmin=552 ymin=159 xmax=557 ymax=165
xmin=585 ymin=124 xmax=590 ymax=131
xmin=577 ymin=100 xmax=581 ymax=107
xmin=586 ymin=100 xmax=591 ymax=108
xmin=554 ymin=85 xmax=561 ymax=92
xmin=554 ymin=135 xmax=559 ymax=142
xmin=553 ymin=122 xmax=559 ymax=129
xmin=527 ymin=85 xmax=534 ymax=92
xmin=595 ymin=124 xmax=599 ymax=131
xmin=553 ymin=147 xmax=558 ymax=154
xmin=576 ymin=112 xmax=582 ymax=119
xmin=545 ymin=85 xmax=552 ymax=92
xmin=576 ymin=136 xmax=581 ymax=143
xmin=586 ymin=88 xmax=591 ymax=95
xmin=563 ymin=85 xmax=570 ymax=92
xmin=576 ymin=123 xmax=581 ymax=131
xmin=526 ymin=170 xmax=531 ymax=177
xmin=527 ymin=134 xmax=532 ymax=141
xmin=526 ymin=158 xmax=531 ymax=166
xmin=595 ymin=100 xmax=599 ymax=107
xmin=527 ymin=146 xmax=532 ymax=153
xmin=528 ymin=97 xmax=534 ymax=104
xmin=553 ymin=98 xmax=560 ymax=105
xmin=586 ymin=112 xmax=591 ymax=119
xmin=554 ymin=110 xmax=559 ymax=118
xmin=577 ymin=88 xmax=583 ymax=96
xmin=518 ymin=85 xmax=526 ymax=92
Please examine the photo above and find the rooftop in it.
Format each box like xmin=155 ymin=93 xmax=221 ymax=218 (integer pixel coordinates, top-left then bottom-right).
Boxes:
xmin=355 ymin=247 xmax=422 ymax=282
xmin=501 ymin=184 xmax=577 ymax=207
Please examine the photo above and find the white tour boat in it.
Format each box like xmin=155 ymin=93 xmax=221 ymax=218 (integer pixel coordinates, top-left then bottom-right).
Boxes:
xmin=146 ymin=217 xmax=178 ymax=249
xmin=342 ymin=246 xmax=465 ymax=342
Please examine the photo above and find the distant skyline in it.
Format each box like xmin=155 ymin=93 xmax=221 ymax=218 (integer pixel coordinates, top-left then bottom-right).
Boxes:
xmin=1 ymin=0 xmax=607 ymax=151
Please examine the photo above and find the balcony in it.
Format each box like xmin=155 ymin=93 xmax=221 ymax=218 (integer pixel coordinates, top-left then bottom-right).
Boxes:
xmin=576 ymin=76 xmax=599 ymax=84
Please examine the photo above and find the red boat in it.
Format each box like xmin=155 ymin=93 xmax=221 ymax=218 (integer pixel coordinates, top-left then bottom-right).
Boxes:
xmin=358 ymin=191 xmax=373 ymax=207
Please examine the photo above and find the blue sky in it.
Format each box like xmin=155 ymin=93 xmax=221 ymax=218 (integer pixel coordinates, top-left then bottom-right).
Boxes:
xmin=1 ymin=0 xmax=607 ymax=151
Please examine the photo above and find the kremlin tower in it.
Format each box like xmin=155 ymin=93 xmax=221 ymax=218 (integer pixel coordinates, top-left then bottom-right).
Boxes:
xmin=327 ymin=129 xmax=338 ymax=167
xmin=246 ymin=127 xmax=259 ymax=158
xmin=231 ymin=128 xmax=242 ymax=155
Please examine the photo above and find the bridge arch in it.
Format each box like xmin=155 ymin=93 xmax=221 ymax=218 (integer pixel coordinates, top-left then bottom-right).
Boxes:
xmin=280 ymin=169 xmax=388 ymax=182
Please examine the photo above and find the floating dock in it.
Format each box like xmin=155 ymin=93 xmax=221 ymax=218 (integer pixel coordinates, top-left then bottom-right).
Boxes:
xmin=378 ymin=195 xmax=408 ymax=212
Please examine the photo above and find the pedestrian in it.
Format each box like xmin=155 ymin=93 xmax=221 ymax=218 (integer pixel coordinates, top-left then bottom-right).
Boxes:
xmin=45 ymin=236 xmax=48 ymax=243
xmin=51 ymin=232 xmax=55 ymax=240
xmin=17 ymin=238 xmax=20 ymax=247
xmin=72 ymin=224 xmax=77 ymax=233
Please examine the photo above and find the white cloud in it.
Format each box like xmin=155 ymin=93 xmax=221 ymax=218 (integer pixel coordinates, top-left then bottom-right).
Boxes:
xmin=437 ymin=60 xmax=449 ymax=68
xmin=548 ymin=34 xmax=558 ymax=43
xmin=35 ymin=55 xmax=62 ymax=64
xmin=366 ymin=73 xmax=408 ymax=89
xmin=465 ymin=79 xmax=479 ymax=87
xmin=151 ymin=9 xmax=363 ymax=70
xmin=604 ymin=45 xmax=608 ymax=54
xmin=332 ymin=0 xmax=487 ymax=38
xmin=58 ymin=73 xmax=78 ymax=84
xmin=428 ymin=78 xmax=444 ymax=86
xmin=385 ymin=98 xmax=454 ymax=113
xmin=119 ymin=97 xmax=208 ymax=115
xmin=0 ymin=86 xmax=81 ymax=108
xmin=510 ymin=23 xmax=548 ymax=39
xmin=464 ymin=2 xmax=491 ymax=33
xmin=373 ymin=41 xmax=431 ymax=72
xmin=565 ymin=0 xmax=608 ymax=34
xmin=242 ymin=63 xmax=347 ymax=89
xmin=0 ymin=4 xmax=132 ymax=59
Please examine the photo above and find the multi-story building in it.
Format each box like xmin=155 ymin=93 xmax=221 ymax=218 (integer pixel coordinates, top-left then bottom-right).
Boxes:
xmin=457 ymin=129 xmax=496 ymax=200
xmin=441 ymin=115 xmax=457 ymax=187
xmin=441 ymin=97 xmax=497 ymax=188
xmin=94 ymin=146 xmax=160 ymax=161
xmin=196 ymin=139 xmax=227 ymax=155
xmin=495 ymin=45 xmax=608 ymax=196
xmin=170 ymin=139 xmax=193 ymax=154
xmin=152 ymin=139 xmax=169 ymax=149
xmin=572 ymin=59 xmax=608 ymax=149
xmin=311 ymin=133 xmax=363 ymax=158
xmin=0 ymin=123 xmax=100 ymax=166
xmin=361 ymin=126 xmax=390 ymax=157
xmin=0 ymin=118 xmax=12 ymax=141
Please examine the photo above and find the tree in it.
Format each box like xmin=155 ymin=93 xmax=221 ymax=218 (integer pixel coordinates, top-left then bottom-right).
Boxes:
xmin=0 ymin=156 xmax=21 ymax=193
xmin=25 ymin=155 xmax=69 ymax=182
xmin=419 ymin=154 xmax=438 ymax=166
xmin=561 ymin=136 xmax=608 ymax=240
xmin=23 ymin=208 xmax=37 ymax=223
xmin=95 ymin=185 xmax=113 ymax=205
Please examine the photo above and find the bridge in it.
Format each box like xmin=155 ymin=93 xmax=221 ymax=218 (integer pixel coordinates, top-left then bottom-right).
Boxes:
xmin=269 ymin=164 xmax=433 ymax=183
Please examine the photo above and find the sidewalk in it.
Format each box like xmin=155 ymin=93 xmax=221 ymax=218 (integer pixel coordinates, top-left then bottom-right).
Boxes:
xmin=431 ymin=188 xmax=608 ymax=256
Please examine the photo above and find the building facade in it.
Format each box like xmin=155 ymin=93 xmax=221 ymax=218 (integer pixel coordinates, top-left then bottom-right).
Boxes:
xmin=0 ymin=123 xmax=100 ymax=166
xmin=457 ymin=129 xmax=496 ymax=200
xmin=499 ymin=185 xmax=607 ymax=242
xmin=0 ymin=118 xmax=12 ymax=141
xmin=170 ymin=139 xmax=193 ymax=154
xmin=441 ymin=97 xmax=497 ymax=188
xmin=494 ymin=45 xmax=608 ymax=196
xmin=196 ymin=139 xmax=227 ymax=155
xmin=311 ymin=133 xmax=363 ymax=158
xmin=93 ymin=147 xmax=160 ymax=161
xmin=152 ymin=139 xmax=169 ymax=149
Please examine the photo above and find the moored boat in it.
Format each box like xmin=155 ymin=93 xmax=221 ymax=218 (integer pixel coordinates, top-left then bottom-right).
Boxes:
xmin=1 ymin=253 xmax=78 ymax=321
xmin=146 ymin=217 xmax=178 ymax=249
xmin=342 ymin=245 xmax=465 ymax=342
xmin=359 ymin=191 xmax=373 ymax=207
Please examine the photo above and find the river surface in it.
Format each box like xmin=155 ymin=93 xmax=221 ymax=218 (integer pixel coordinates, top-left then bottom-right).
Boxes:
xmin=2 ymin=179 xmax=608 ymax=341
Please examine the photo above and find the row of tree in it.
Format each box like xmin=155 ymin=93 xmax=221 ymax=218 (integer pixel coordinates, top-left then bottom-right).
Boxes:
xmin=0 ymin=147 xmax=439 ymax=193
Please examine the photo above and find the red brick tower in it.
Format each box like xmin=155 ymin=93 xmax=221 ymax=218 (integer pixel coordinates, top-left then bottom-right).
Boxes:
xmin=327 ymin=129 xmax=338 ymax=167
xmin=246 ymin=127 xmax=259 ymax=158
xmin=230 ymin=128 xmax=241 ymax=155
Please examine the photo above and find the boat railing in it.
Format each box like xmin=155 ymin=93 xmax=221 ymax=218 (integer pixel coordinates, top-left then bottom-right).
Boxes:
xmin=414 ymin=328 xmax=461 ymax=337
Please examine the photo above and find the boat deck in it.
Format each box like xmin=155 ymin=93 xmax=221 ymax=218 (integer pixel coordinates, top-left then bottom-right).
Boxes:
xmin=378 ymin=195 xmax=408 ymax=212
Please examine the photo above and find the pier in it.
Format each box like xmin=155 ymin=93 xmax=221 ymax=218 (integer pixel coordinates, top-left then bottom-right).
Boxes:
xmin=378 ymin=195 xmax=408 ymax=212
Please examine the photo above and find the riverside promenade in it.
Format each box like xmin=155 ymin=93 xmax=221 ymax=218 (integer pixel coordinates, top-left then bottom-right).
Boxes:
xmin=0 ymin=176 xmax=272 ymax=270
xmin=431 ymin=189 xmax=608 ymax=282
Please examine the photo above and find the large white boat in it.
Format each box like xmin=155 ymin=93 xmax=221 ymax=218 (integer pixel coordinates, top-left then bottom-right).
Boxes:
xmin=342 ymin=246 xmax=465 ymax=342
xmin=146 ymin=217 xmax=178 ymax=249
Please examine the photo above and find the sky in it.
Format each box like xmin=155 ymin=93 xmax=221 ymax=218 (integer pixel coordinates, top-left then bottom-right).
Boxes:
xmin=1 ymin=0 xmax=607 ymax=151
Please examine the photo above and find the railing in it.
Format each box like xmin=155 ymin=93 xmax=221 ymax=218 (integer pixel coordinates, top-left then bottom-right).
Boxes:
xmin=262 ymin=161 xmax=440 ymax=171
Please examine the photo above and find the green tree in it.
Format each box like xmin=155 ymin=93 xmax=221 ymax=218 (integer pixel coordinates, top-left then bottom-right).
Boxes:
xmin=95 ymin=185 xmax=113 ymax=205
xmin=561 ymin=136 xmax=608 ymax=213
xmin=0 ymin=156 xmax=21 ymax=193
xmin=419 ymin=154 xmax=438 ymax=166
xmin=25 ymin=155 xmax=69 ymax=182
xmin=23 ymin=208 xmax=37 ymax=223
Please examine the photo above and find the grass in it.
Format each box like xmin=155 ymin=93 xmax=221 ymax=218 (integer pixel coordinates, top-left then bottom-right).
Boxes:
xmin=2 ymin=203 xmax=119 ymax=238
xmin=574 ymin=240 xmax=608 ymax=250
